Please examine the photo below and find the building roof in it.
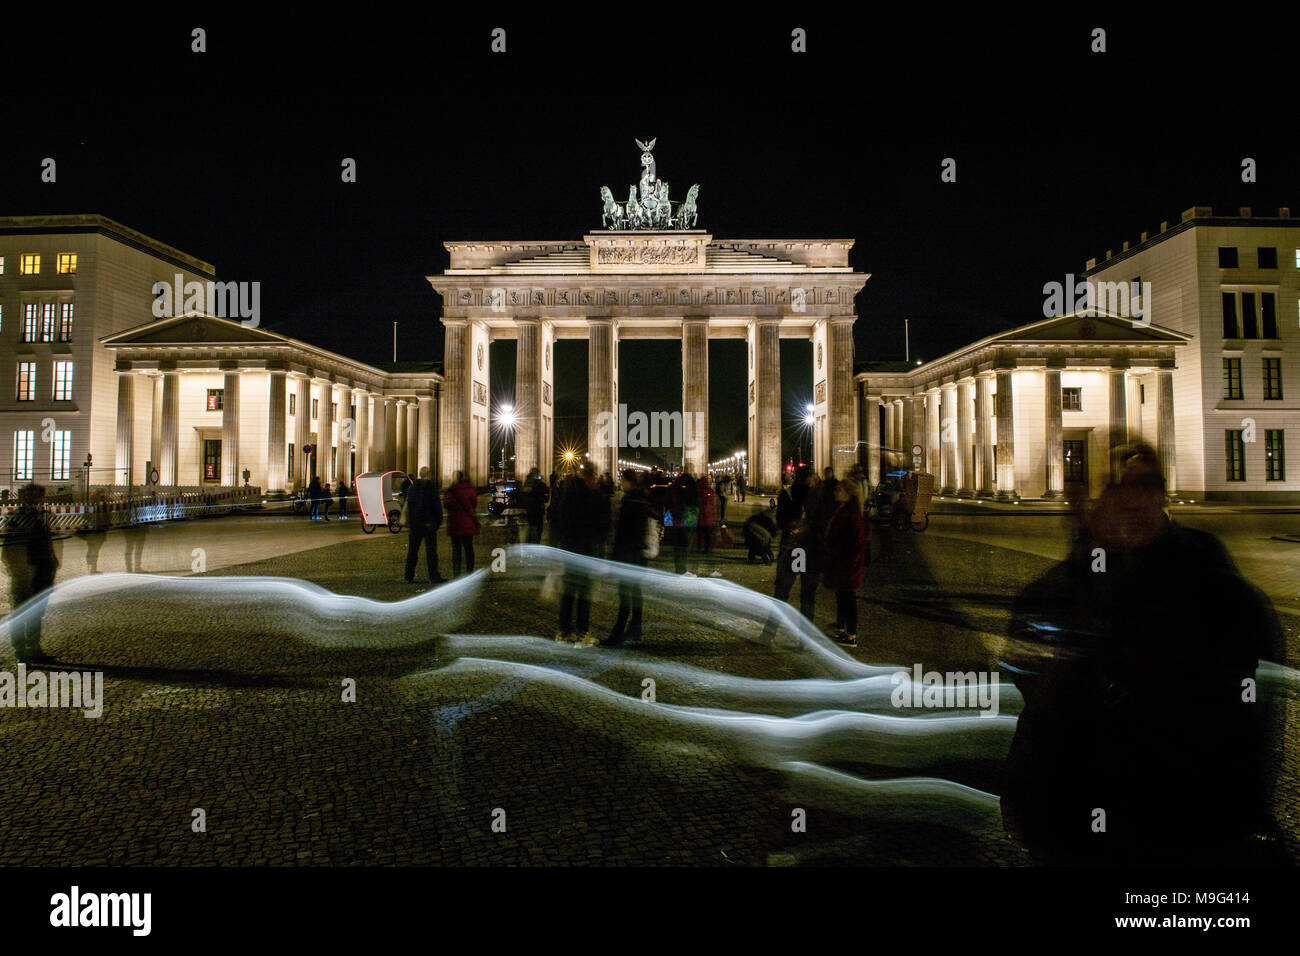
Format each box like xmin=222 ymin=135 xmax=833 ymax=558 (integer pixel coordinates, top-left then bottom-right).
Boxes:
xmin=0 ymin=214 xmax=216 ymax=276
xmin=1082 ymin=205 xmax=1298 ymax=275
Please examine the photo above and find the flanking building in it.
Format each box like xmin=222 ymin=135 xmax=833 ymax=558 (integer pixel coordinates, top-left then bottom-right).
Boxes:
xmin=1 ymin=215 xmax=442 ymax=495
xmin=1082 ymin=206 xmax=1298 ymax=501
xmin=858 ymin=206 xmax=1300 ymax=502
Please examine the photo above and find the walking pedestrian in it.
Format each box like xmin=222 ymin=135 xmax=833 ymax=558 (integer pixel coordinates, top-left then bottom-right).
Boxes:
xmin=736 ymin=472 xmax=747 ymax=503
xmin=772 ymin=465 xmax=820 ymax=620
xmin=667 ymin=472 xmax=698 ymax=574
xmin=320 ymin=482 xmax=333 ymax=521
xmin=1 ymin=484 xmax=59 ymax=664
xmin=404 ymin=466 xmax=444 ymax=584
xmin=603 ymin=469 xmax=652 ymax=646
xmin=555 ymin=463 xmax=609 ymax=644
xmin=822 ymin=479 xmax=868 ymax=646
xmin=714 ymin=474 xmax=728 ymax=524
xmin=443 ymin=470 xmax=480 ymax=576
xmin=307 ymin=475 xmax=323 ymax=520
xmin=695 ymin=474 xmax=717 ymax=554
xmin=523 ymin=469 xmax=549 ymax=544
xmin=336 ymin=478 xmax=350 ymax=520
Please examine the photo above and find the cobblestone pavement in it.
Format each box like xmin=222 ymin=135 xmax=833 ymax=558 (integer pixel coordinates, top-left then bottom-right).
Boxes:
xmin=0 ymin=506 xmax=1294 ymax=866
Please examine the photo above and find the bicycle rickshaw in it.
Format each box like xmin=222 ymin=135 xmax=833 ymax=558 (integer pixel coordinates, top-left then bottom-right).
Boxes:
xmin=355 ymin=470 xmax=407 ymax=534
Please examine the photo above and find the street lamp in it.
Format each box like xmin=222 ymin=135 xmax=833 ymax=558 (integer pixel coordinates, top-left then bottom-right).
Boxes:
xmin=495 ymin=403 xmax=517 ymax=479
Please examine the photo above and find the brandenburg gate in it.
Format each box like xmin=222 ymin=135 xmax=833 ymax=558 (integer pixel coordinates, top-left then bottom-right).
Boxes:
xmin=428 ymin=141 xmax=868 ymax=490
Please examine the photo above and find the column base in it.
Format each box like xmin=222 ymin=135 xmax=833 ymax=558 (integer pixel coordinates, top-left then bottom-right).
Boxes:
xmin=939 ymin=485 xmax=957 ymax=496
xmin=995 ymin=491 xmax=1020 ymax=501
xmin=955 ymin=489 xmax=975 ymax=498
xmin=1042 ymin=490 xmax=1063 ymax=499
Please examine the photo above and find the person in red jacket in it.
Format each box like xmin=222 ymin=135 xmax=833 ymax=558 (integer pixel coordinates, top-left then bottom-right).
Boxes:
xmin=443 ymin=471 xmax=481 ymax=576
xmin=822 ymin=479 xmax=868 ymax=647
xmin=694 ymin=475 xmax=717 ymax=554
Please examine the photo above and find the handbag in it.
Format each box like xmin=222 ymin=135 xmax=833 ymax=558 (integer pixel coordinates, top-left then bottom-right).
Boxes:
xmin=643 ymin=516 xmax=661 ymax=559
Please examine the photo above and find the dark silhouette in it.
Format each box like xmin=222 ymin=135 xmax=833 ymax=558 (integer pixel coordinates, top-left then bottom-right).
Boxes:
xmin=522 ymin=469 xmax=549 ymax=544
xmin=404 ymin=466 xmax=444 ymax=584
xmin=307 ymin=476 xmax=324 ymax=520
xmin=1001 ymin=445 xmax=1283 ymax=865
xmin=603 ymin=470 xmax=652 ymax=646
xmin=742 ymin=503 xmax=778 ymax=564
xmin=554 ymin=463 xmax=610 ymax=643
xmin=1 ymin=484 xmax=59 ymax=664
xmin=336 ymin=479 xmax=350 ymax=520
xmin=822 ymin=479 xmax=867 ymax=646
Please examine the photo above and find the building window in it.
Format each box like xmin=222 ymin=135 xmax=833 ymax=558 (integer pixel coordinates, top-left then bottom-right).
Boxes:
xmin=331 ymin=402 xmax=338 ymax=419
xmin=1258 ymin=247 xmax=1278 ymax=269
xmin=1261 ymin=292 xmax=1277 ymax=338
xmin=206 ymin=388 xmax=224 ymax=411
xmin=58 ymin=303 xmax=74 ymax=341
xmin=1063 ymin=439 xmax=1086 ymax=483
xmin=288 ymin=443 xmax=295 ymax=480
xmin=56 ymin=253 xmax=77 ymax=275
xmin=19 ymin=254 xmax=40 ymax=276
xmin=12 ymin=431 xmax=34 ymax=480
xmin=1061 ymin=387 xmax=1082 ymax=411
xmin=1265 ymin=430 xmax=1286 ymax=481
xmin=1222 ymin=293 xmax=1238 ymax=338
xmin=52 ymin=361 xmax=73 ymax=401
xmin=1225 ymin=430 xmax=1246 ymax=481
xmin=50 ymin=430 xmax=71 ymax=481
xmin=1140 ymin=383 xmax=1146 ymax=404
xmin=1223 ymin=358 xmax=1243 ymax=399
xmin=1240 ymin=292 xmax=1258 ymax=338
xmin=22 ymin=304 xmax=38 ymax=342
xmin=312 ymin=398 xmax=319 ymax=419
xmin=0 ymin=256 xmax=5 ymax=275
xmin=16 ymin=362 xmax=36 ymax=401
xmin=0 ymin=304 xmax=4 ymax=332
xmin=1264 ymin=357 xmax=1283 ymax=399
xmin=1218 ymin=247 xmax=1239 ymax=268
xmin=289 ymin=393 xmax=296 ymax=415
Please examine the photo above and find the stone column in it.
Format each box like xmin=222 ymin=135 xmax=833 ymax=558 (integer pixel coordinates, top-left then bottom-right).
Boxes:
xmin=1157 ymin=369 xmax=1176 ymax=493
xmin=925 ymin=388 xmax=941 ymax=478
xmin=149 ymin=375 xmax=163 ymax=472
xmin=682 ymin=316 xmax=709 ymax=475
xmin=395 ymin=401 xmax=408 ymax=475
xmin=956 ymin=380 xmax=974 ymax=495
xmin=440 ymin=320 xmax=467 ymax=486
xmin=266 ymin=370 xmax=287 ymax=492
xmin=588 ymin=319 xmax=617 ymax=477
xmin=405 ymin=397 xmax=419 ymax=476
xmin=115 ymin=374 xmax=134 ymax=485
xmin=318 ymin=380 xmax=335 ymax=483
xmin=941 ymin=383 xmax=959 ymax=494
xmin=748 ymin=319 xmax=782 ymax=491
xmin=221 ymin=370 xmax=241 ymax=486
xmin=514 ymin=318 xmax=541 ymax=477
xmin=828 ymin=317 xmax=857 ymax=476
xmin=1043 ymin=365 xmax=1064 ymax=497
xmin=900 ymin=398 xmax=914 ymax=472
xmin=894 ymin=399 xmax=905 ymax=454
xmin=159 ymin=371 xmax=180 ymax=486
xmin=294 ymin=376 xmax=311 ymax=488
xmin=1108 ymin=365 xmax=1128 ymax=481
xmin=865 ymin=393 xmax=881 ymax=486
xmin=354 ymin=389 xmax=370 ymax=474
xmin=995 ymin=368 xmax=1017 ymax=499
xmin=975 ymin=374 xmax=995 ymax=495
xmin=418 ymin=396 xmax=433 ymax=473
xmin=384 ymin=399 xmax=398 ymax=472
xmin=883 ymin=400 xmax=896 ymax=467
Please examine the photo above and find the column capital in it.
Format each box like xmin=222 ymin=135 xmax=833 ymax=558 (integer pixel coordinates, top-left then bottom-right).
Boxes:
xmin=828 ymin=314 xmax=858 ymax=326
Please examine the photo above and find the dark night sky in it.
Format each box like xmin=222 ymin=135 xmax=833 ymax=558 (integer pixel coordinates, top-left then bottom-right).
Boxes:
xmin=5 ymin=12 xmax=1296 ymax=459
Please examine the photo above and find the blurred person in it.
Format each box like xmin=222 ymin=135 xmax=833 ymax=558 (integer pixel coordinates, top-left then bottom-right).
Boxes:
xmin=822 ymin=478 xmax=868 ymax=647
xmin=307 ymin=475 xmax=323 ymax=520
xmin=772 ymin=466 xmax=821 ymax=620
xmin=336 ymin=478 xmax=350 ymax=520
xmin=1001 ymin=444 xmax=1283 ymax=864
xmin=404 ymin=467 xmax=444 ymax=584
xmin=736 ymin=472 xmax=747 ymax=503
xmin=555 ymin=463 xmax=609 ymax=644
xmin=523 ymin=469 xmax=549 ymax=544
xmin=742 ymin=502 xmax=778 ymax=564
xmin=603 ymin=469 xmax=652 ymax=646
xmin=443 ymin=470 xmax=480 ymax=576
xmin=666 ymin=472 xmax=698 ymax=574
xmin=320 ymin=482 xmax=332 ymax=521
xmin=695 ymin=475 xmax=717 ymax=555
xmin=1 ymin=484 xmax=58 ymax=664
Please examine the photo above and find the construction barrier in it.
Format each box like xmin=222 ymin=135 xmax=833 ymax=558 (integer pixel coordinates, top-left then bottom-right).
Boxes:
xmin=0 ymin=486 xmax=263 ymax=534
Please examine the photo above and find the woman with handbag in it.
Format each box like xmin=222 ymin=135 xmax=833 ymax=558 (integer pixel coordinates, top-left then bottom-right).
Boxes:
xmin=443 ymin=471 xmax=481 ymax=576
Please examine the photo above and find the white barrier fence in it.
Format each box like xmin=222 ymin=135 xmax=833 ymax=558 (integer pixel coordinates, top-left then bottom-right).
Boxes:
xmin=0 ymin=486 xmax=263 ymax=534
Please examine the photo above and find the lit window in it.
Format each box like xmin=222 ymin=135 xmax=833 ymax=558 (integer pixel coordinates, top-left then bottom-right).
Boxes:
xmin=1295 ymin=248 xmax=1299 ymax=268
xmin=19 ymin=254 xmax=39 ymax=276
xmin=1264 ymin=358 xmax=1283 ymax=400
xmin=58 ymin=303 xmax=74 ymax=341
xmin=41 ymin=303 xmax=56 ymax=342
xmin=56 ymin=253 xmax=77 ymax=275
xmin=0 ymin=256 xmax=5 ymax=275
xmin=52 ymin=361 xmax=73 ymax=401
xmin=16 ymin=362 xmax=36 ymax=401
xmin=1223 ymin=358 xmax=1243 ymax=400
xmin=12 ymin=431 xmax=34 ymax=480
xmin=22 ymin=304 xmax=38 ymax=342
xmin=206 ymin=388 xmax=224 ymax=411
xmin=51 ymin=431 xmax=71 ymax=481
xmin=1265 ymin=430 xmax=1286 ymax=482
xmin=1225 ymin=430 xmax=1246 ymax=482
